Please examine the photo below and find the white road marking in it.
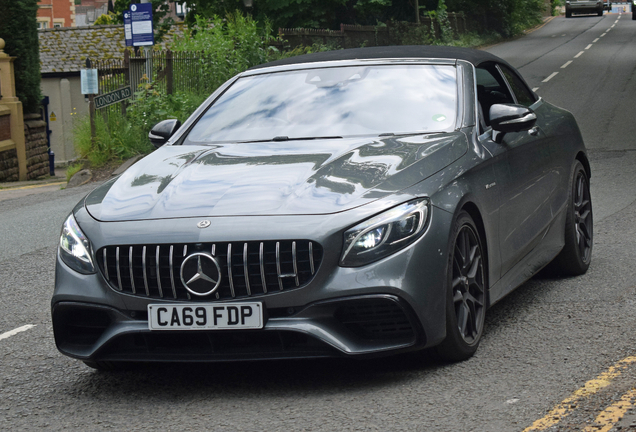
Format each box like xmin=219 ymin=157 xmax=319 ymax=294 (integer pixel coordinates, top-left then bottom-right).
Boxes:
xmin=561 ymin=61 xmax=573 ymax=69
xmin=562 ymin=34 xmax=566 ymax=36
xmin=601 ymin=33 xmax=606 ymax=37
xmin=543 ymin=72 xmax=559 ymax=83
xmin=0 ymin=325 xmax=36 ymax=342
xmin=585 ymin=44 xmax=593 ymax=49
xmin=575 ymin=51 xmax=585 ymax=58
xmin=532 ymin=87 xmax=539 ymax=92
xmin=593 ymin=38 xmax=599 ymax=42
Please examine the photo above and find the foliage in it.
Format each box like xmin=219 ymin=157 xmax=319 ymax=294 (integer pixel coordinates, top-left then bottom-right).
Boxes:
xmin=0 ymin=0 xmax=42 ymax=113
xmin=444 ymin=0 xmax=545 ymax=37
xmin=74 ymin=110 xmax=150 ymax=167
xmin=66 ymin=163 xmax=83 ymax=182
xmin=170 ymin=13 xmax=279 ymax=91
xmin=551 ymin=0 xmax=564 ymax=16
xmin=94 ymin=12 xmax=117 ymax=26
xmin=127 ymin=84 xmax=207 ymax=131
xmin=73 ymin=87 xmax=205 ymax=167
xmin=436 ymin=0 xmax=453 ymax=43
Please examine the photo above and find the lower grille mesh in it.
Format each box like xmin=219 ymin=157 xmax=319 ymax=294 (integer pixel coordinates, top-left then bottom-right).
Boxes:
xmin=96 ymin=240 xmax=322 ymax=301
xmin=335 ymin=299 xmax=414 ymax=340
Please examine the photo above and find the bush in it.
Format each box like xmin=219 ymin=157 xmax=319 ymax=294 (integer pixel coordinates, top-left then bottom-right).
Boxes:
xmin=0 ymin=0 xmax=42 ymax=113
xmin=170 ymin=13 xmax=279 ymax=91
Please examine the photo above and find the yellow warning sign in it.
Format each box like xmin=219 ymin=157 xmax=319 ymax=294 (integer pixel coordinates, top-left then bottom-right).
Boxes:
xmin=50 ymin=112 xmax=57 ymax=122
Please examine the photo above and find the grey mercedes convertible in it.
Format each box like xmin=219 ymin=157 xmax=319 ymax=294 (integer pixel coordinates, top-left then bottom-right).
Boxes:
xmin=53 ymin=46 xmax=592 ymax=369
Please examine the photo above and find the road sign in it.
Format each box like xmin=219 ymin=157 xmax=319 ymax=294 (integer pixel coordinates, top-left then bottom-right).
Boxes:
xmin=131 ymin=3 xmax=154 ymax=47
xmin=123 ymin=10 xmax=132 ymax=47
xmin=81 ymin=69 xmax=98 ymax=94
xmin=94 ymin=86 xmax=132 ymax=109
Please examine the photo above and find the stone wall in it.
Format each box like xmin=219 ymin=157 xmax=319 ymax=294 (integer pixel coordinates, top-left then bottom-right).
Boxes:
xmin=0 ymin=113 xmax=49 ymax=182
xmin=0 ymin=147 xmax=19 ymax=182
xmin=24 ymin=114 xmax=50 ymax=179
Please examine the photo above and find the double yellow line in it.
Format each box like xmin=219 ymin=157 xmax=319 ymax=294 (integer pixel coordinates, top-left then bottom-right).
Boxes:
xmin=524 ymin=356 xmax=636 ymax=431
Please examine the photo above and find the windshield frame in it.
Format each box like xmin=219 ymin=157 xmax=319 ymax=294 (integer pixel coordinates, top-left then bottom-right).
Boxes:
xmin=176 ymin=59 xmax=462 ymax=146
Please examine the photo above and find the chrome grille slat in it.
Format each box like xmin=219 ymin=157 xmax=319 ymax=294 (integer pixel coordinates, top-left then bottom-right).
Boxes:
xmin=98 ymin=240 xmax=322 ymax=301
xmin=156 ymin=245 xmax=163 ymax=298
xmin=169 ymin=245 xmax=177 ymax=299
xmin=212 ymin=244 xmax=219 ymax=299
xmin=115 ymin=247 xmax=122 ymax=291
xmin=227 ymin=244 xmax=235 ymax=298
xmin=292 ymin=241 xmax=299 ymax=287
xmin=309 ymin=242 xmax=315 ymax=275
xmin=129 ymin=246 xmax=136 ymax=294
xmin=259 ymin=242 xmax=267 ymax=294
xmin=276 ymin=242 xmax=283 ymax=291
xmin=142 ymin=246 xmax=149 ymax=296
xmin=103 ymin=249 xmax=109 ymax=281
xmin=243 ymin=243 xmax=251 ymax=296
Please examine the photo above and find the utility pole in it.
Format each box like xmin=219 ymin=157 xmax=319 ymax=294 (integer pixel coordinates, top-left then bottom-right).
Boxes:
xmin=415 ymin=0 xmax=420 ymax=24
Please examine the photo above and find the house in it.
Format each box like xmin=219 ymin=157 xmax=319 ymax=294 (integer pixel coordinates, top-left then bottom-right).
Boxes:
xmin=37 ymin=0 xmax=76 ymax=29
xmin=38 ymin=23 xmax=185 ymax=164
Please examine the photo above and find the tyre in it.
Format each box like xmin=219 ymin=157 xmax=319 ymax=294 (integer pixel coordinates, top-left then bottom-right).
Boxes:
xmin=435 ymin=211 xmax=487 ymax=362
xmin=598 ymin=8 xmax=603 ymax=16
xmin=550 ymin=160 xmax=593 ymax=276
xmin=566 ymin=10 xmax=572 ymax=17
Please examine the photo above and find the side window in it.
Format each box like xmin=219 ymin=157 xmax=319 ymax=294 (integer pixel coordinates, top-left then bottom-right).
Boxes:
xmin=475 ymin=66 xmax=515 ymax=129
xmin=499 ymin=65 xmax=536 ymax=107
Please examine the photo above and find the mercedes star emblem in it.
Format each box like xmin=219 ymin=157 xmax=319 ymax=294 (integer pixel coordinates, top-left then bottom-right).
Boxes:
xmin=180 ymin=253 xmax=222 ymax=296
xmin=197 ymin=220 xmax=211 ymax=229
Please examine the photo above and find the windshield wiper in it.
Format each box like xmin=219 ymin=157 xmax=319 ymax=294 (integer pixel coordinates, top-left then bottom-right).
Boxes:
xmin=238 ymin=136 xmax=343 ymax=143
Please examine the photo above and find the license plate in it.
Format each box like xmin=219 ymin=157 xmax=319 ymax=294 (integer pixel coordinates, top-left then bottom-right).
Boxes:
xmin=148 ymin=302 xmax=263 ymax=330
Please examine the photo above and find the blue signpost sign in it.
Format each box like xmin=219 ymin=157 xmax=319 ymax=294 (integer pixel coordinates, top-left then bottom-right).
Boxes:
xmin=123 ymin=10 xmax=132 ymax=47
xmin=130 ymin=3 xmax=154 ymax=47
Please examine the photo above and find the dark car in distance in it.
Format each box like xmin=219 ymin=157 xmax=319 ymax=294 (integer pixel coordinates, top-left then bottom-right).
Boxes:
xmin=53 ymin=46 xmax=592 ymax=369
xmin=566 ymin=0 xmax=605 ymax=17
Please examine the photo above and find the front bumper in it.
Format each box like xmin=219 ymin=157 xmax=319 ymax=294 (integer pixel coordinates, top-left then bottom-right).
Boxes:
xmin=52 ymin=204 xmax=453 ymax=362
xmin=52 ymin=294 xmax=423 ymax=362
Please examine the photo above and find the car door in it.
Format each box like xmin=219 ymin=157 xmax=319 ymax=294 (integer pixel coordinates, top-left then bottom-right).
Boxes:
xmin=476 ymin=63 xmax=557 ymax=278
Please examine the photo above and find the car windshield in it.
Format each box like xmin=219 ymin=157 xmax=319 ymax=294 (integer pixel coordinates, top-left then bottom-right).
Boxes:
xmin=184 ymin=64 xmax=458 ymax=144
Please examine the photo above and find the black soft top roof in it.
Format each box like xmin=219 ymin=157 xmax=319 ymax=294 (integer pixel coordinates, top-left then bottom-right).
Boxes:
xmin=250 ymin=45 xmax=511 ymax=71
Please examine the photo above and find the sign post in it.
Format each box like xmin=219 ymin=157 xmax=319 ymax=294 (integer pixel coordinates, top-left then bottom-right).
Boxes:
xmin=81 ymin=61 xmax=99 ymax=145
xmin=130 ymin=3 xmax=154 ymax=83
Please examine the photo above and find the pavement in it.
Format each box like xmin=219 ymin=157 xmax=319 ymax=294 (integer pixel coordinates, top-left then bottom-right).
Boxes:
xmin=0 ymin=168 xmax=68 ymax=202
xmin=0 ymin=155 xmax=144 ymax=202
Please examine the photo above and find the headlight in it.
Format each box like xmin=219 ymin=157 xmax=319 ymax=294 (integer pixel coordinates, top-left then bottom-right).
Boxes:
xmin=59 ymin=214 xmax=95 ymax=274
xmin=340 ymin=198 xmax=430 ymax=267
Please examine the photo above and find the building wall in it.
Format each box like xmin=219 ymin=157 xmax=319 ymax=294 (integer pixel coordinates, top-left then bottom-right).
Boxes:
xmin=37 ymin=0 xmax=76 ymax=28
xmin=41 ymin=76 xmax=88 ymax=163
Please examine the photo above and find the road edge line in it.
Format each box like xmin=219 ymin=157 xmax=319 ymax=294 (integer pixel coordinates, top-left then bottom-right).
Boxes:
xmin=523 ymin=356 xmax=636 ymax=431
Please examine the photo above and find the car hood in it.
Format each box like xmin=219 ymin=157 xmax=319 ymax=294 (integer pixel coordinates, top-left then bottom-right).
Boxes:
xmin=85 ymin=134 xmax=467 ymax=221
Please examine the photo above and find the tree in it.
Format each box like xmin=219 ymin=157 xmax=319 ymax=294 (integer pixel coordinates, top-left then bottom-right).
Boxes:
xmin=0 ymin=0 xmax=42 ymax=113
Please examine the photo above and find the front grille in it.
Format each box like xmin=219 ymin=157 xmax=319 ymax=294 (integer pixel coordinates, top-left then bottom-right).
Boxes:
xmin=335 ymin=298 xmax=414 ymax=341
xmin=96 ymin=240 xmax=323 ymax=301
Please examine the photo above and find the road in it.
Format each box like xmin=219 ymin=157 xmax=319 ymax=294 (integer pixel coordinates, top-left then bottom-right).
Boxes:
xmin=2 ymin=13 xmax=636 ymax=431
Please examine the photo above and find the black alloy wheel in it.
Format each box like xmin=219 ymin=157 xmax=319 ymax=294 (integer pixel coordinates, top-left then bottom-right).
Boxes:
xmin=549 ymin=160 xmax=593 ymax=276
xmin=573 ymin=170 xmax=593 ymax=264
xmin=436 ymin=211 xmax=486 ymax=362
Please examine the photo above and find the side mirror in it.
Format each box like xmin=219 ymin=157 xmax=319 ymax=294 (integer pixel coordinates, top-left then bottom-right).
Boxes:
xmin=489 ymin=104 xmax=537 ymax=134
xmin=149 ymin=119 xmax=181 ymax=148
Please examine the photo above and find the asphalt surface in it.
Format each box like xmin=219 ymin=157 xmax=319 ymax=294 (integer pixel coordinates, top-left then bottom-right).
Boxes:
xmin=2 ymin=13 xmax=636 ymax=431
